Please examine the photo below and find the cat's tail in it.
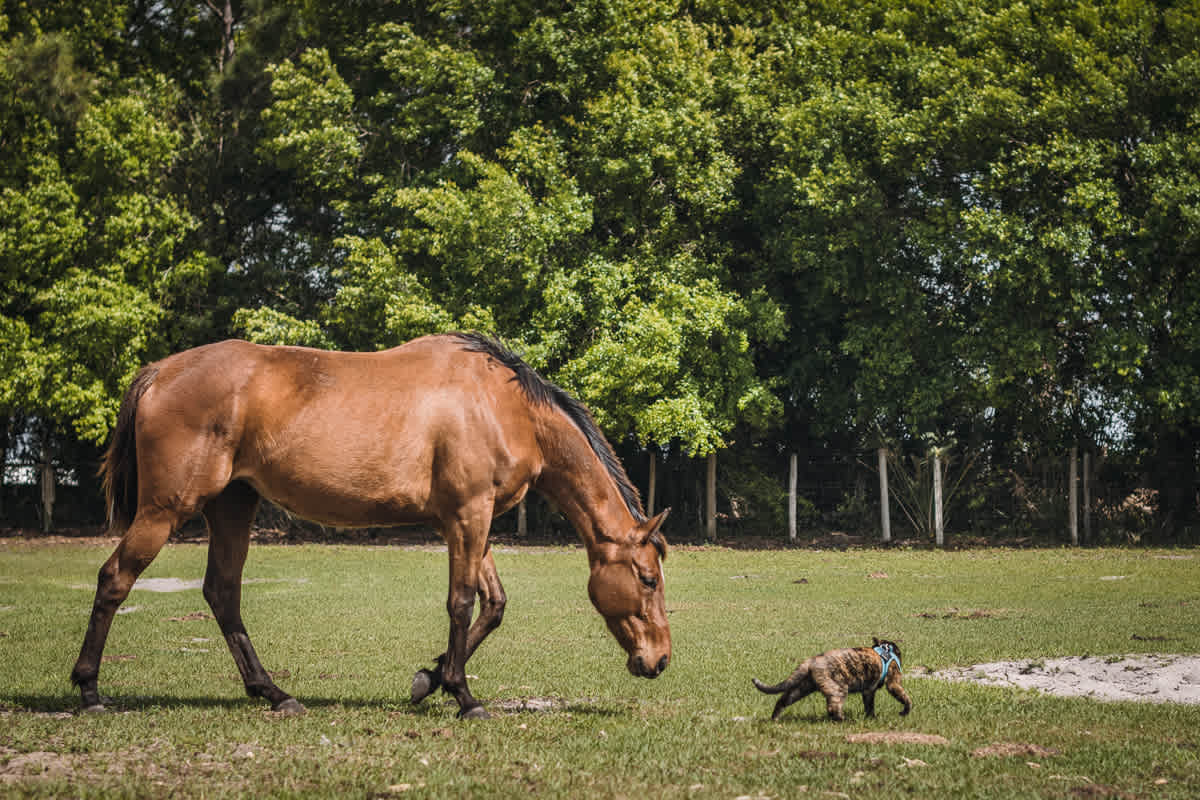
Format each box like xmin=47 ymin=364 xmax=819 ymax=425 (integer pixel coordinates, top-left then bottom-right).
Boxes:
xmin=752 ymin=677 xmax=787 ymax=694
xmin=754 ymin=661 xmax=810 ymax=694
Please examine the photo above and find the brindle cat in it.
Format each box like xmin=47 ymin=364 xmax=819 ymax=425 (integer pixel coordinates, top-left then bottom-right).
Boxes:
xmin=752 ymin=638 xmax=912 ymax=721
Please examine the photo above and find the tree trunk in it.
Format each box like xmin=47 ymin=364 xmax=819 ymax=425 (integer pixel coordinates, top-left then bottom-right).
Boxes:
xmin=1068 ymin=446 xmax=1079 ymax=546
xmin=788 ymin=452 xmax=798 ymax=542
xmin=205 ymin=0 xmax=236 ymax=73
xmin=878 ymin=447 xmax=891 ymax=543
xmin=932 ymin=451 xmax=944 ymax=547
xmin=647 ymin=451 xmax=657 ymax=517
xmin=204 ymin=0 xmax=236 ymax=161
xmin=705 ymin=451 xmax=717 ymax=540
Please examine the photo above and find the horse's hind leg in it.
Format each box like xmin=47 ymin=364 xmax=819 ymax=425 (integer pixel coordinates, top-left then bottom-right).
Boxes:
xmin=71 ymin=509 xmax=177 ymax=711
xmin=202 ymin=481 xmax=303 ymax=714
xmin=411 ymin=548 xmax=507 ymax=706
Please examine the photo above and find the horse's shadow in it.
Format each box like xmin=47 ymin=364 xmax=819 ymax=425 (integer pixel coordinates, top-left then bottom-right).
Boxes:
xmin=0 ymin=692 xmax=622 ymax=717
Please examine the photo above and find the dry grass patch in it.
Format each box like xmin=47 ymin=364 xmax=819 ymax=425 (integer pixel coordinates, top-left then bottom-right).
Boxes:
xmin=970 ymin=742 xmax=1061 ymax=758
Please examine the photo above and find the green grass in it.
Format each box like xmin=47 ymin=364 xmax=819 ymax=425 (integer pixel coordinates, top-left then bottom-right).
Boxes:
xmin=1 ymin=540 xmax=1198 ymax=798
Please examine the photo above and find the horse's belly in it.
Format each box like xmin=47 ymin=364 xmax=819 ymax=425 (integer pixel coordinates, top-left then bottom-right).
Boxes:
xmin=239 ymin=456 xmax=435 ymax=529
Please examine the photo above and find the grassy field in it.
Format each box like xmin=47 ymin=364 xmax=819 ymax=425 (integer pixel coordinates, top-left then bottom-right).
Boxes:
xmin=1 ymin=538 xmax=1198 ymax=798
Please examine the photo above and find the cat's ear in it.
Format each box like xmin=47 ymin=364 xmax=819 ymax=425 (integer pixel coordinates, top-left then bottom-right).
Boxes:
xmin=872 ymin=637 xmax=881 ymax=647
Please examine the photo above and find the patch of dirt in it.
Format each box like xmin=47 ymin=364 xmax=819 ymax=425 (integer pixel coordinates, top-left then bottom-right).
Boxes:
xmin=791 ymin=750 xmax=841 ymax=760
xmin=0 ymin=749 xmax=77 ymax=782
xmin=971 ymin=742 xmax=1060 ymax=758
xmin=916 ymin=608 xmax=1007 ymax=620
xmin=845 ymin=732 xmax=951 ymax=746
xmin=0 ymin=528 xmax=118 ymax=549
xmin=1068 ymin=785 xmax=1137 ymax=799
xmin=932 ymin=654 xmax=1200 ymax=704
xmin=369 ymin=783 xmax=427 ymax=798
xmin=492 ymin=696 xmax=569 ymax=713
xmin=0 ymin=524 xmax=1083 ymax=551
xmin=395 ymin=727 xmax=452 ymax=740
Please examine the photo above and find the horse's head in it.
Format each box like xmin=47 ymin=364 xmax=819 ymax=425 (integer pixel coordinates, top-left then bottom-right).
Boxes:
xmin=587 ymin=509 xmax=672 ymax=678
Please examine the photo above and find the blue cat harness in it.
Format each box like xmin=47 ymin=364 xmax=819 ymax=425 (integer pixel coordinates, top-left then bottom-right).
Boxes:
xmin=873 ymin=643 xmax=902 ymax=689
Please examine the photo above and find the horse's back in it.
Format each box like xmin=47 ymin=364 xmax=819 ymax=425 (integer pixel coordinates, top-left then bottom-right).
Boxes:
xmin=132 ymin=336 xmax=540 ymax=526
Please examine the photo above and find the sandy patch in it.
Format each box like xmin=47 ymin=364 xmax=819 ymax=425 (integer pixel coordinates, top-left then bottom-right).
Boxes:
xmin=845 ymin=732 xmax=950 ymax=746
xmin=69 ymin=577 xmax=310 ymax=593
xmin=932 ymin=654 xmax=1200 ymax=704
xmin=492 ymin=696 xmax=570 ymax=713
xmin=133 ymin=577 xmax=205 ymax=592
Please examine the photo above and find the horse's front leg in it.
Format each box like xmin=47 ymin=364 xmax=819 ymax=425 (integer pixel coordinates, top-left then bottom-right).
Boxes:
xmin=441 ymin=574 xmax=486 ymax=719
xmin=411 ymin=549 xmax=506 ymax=707
xmin=418 ymin=506 xmax=497 ymax=719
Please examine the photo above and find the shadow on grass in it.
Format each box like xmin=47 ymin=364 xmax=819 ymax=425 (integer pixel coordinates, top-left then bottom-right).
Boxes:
xmin=0 ymin=692 xmax=625 ymax=718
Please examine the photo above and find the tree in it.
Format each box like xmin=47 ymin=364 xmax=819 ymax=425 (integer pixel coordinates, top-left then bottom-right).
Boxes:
xmin=0 ymin=31 xmax=184 ymax=444
xmin=251 ymin=1 xmax=786 ymax=464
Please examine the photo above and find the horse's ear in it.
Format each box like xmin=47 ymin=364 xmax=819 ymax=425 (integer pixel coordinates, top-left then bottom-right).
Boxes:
xmin=642 ymin=508 xmax=670 ymax=536
xmin=639 ymin=508 xmax=670 ymax=557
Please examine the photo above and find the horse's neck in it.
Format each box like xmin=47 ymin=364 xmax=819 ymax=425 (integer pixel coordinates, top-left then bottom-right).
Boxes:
xmin=534 ymin=417 xmax=634 ymax=551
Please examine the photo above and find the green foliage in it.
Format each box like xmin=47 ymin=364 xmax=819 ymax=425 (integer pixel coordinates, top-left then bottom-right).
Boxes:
xmin=555 ymin=253 xmax=782 ymax=454
xmin=325 ymin=235 xmax=456 ymax=350
xmin=35 ymin=269 xmax=161 ymax=441
xmin=5 ymin=0 xmax=1200 ymax=534
xmin=260 ymin=48 xmax=360 ymax=193
xmin=354 ymin=21 xmax=495 ymax=163
xmin=231 ymin=306 xmax=332 ymax=349
xmin=0 ymin=35 xmax=183 ymax=443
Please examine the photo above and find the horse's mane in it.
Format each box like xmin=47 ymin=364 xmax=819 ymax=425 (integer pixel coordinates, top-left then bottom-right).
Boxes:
xmin=454 ymin=332 xmax=647 ymax=524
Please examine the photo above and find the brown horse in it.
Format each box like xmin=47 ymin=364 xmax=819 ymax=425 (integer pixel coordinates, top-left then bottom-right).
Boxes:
xmin=70 ymin=332 xmax=670 ymax=719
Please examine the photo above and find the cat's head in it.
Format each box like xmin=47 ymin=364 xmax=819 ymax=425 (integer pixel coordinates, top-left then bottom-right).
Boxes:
xmin=872 ymin=637 xmax=902 ymax=663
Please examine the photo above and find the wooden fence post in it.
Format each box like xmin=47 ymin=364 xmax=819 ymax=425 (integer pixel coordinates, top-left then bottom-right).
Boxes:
xmin=40 ymin=459 xmax=55 ymax=534
xmin=878 ymin=447 xmax=891 ymax=543
xmin=1082 ymin=450 xmax=1092 ymax=544
xmin=706 ymin=451 xmax=717 ymax=540
xmin=1069 ymin=446 xmax=1079 ymax=546
xmin=932 ymin=450 xmax=944 ymax=547
xmin=788 ymin=452 xmax=798 ymax=542
xmin=647 ymin=451 xmax=657 ymax=517
xmin=517 ymin=497 xmax=527 ymax=537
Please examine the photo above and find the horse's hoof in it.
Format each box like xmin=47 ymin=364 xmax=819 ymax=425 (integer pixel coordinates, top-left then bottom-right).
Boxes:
xmin=458 ymin=705 xmax=490 ymax=720
xmin=272 ymin=697 xmax=306 ymax=715
xmin=411 ymin=669 xmax=439 ymax=704
xmin=80 ymin=703 xmax=109 ymax=714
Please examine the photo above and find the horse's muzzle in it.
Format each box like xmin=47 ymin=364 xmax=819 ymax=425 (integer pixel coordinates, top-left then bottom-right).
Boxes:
xmin=628 ymin=654 xmax=669 ymax=678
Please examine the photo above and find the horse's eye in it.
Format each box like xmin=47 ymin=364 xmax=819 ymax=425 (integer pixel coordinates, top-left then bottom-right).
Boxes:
xmin=639 ymin=573 xmax=658 ymax=590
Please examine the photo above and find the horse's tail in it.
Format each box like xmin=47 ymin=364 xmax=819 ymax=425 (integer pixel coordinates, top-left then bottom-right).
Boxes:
xmin=100 ymin=366 xmax=158 ymax=534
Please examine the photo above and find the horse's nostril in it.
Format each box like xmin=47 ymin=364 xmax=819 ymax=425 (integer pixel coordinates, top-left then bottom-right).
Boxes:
xmin=657 ymin=655 xmax=669 ymax=674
